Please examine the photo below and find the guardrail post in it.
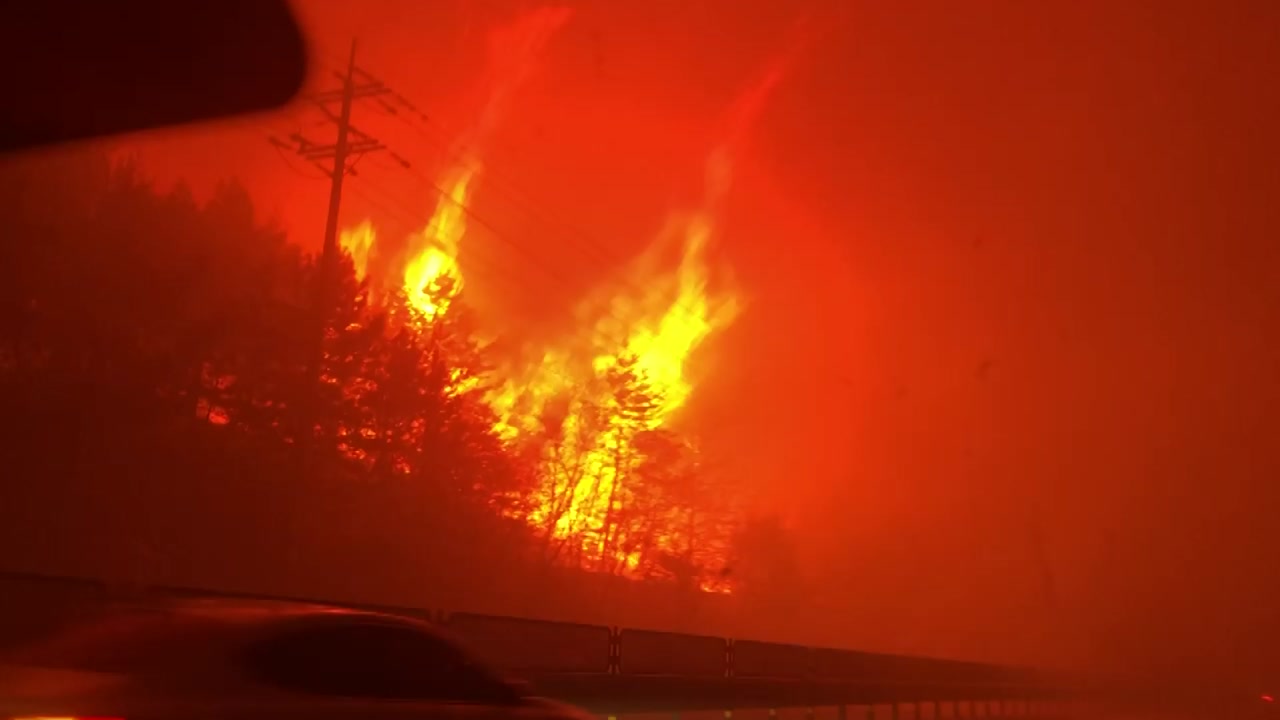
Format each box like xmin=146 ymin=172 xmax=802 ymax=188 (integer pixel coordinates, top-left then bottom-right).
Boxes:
xmin=609 ymin=626 xmax=621 ymax=674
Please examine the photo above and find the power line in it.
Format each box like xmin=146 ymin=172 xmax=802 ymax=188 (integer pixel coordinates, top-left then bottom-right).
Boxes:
xmin=342 ymin=176 xmax=563 ymax=303
xmin=309 ymin=50 xmax=627 ymax=278
xmin=281 ymin=50 xmax=743 ymax=376
xmin=358 ymin=79 xmax=741 ymax=338
xmin=271 ymin=143 xmax=331 ymax=180
xmin=372 ymin=88 xmax=623 ymax=273
xmin=243 ymin=69 xmax=569 ymax=307
xmin=313 ymin=48 xmax=741 ymax=334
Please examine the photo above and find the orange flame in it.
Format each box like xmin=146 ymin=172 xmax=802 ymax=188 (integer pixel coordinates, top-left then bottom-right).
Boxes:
xmin=338 ymin=7 xmax=570 ymax=320
xmin=327 ymin=8 xmax=800 ymax=592
xmin=485 ymin=41 xmax=801 ymax=586
xmin=402 ymin=160 xmax=476 ymax=319
xmin=339 ymin=220 xmax=376 ymax=282
xmin=486 ymin=143 xmax=742 ymax=582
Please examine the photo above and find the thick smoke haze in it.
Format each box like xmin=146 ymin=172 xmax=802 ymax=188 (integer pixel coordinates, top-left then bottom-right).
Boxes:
xmin=5 ymin=0 xmax=1278 ymax=690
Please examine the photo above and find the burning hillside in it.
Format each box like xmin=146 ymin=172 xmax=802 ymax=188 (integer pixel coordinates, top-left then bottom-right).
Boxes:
xmin=334 ymin=7 xmax=791 ymax=591
xmin=482 ymin=145 xmax=742 ymax=588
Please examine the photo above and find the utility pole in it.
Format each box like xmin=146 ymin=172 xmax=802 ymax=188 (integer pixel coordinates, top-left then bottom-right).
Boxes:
xmin=271 ymin=39 xmax=398 ymax=451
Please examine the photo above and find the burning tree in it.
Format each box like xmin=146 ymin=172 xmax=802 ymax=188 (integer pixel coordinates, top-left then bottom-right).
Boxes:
xmin=492 ymin=354 xmax=677 ymax=574
xmin=318 ymin=268 xmax=522 ymax=509
xmin=483 ymin=214 xmax=742 ymax=587
xmin=334 ymin=80 xmax=750 ymax=587
xmin=319 ymin=5 xmax=808 ymax=593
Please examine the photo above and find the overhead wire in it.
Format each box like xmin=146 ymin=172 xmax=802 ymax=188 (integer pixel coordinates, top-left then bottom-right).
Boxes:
xmin=272 ymin=143 xmax=332 ymax=181
xmin=342 ymin=173 xmax=565 ymax=303
xmin=271 ymin=52 xmax=750 ymax=388
xmin=244 ymin=104 xmax=563 ymax=306
xmin=310 ymin=46 xmax=752 ymax=339
xmin=304 ymin=52 xmax=592 ymax=296
xmin=350 ymin=79 xmax=743 ymax=345
xmin=346 ymin=146 xmax=583 ymax=303
xmin=352 ymin=61 xmax=866 ymax=394
xmin=308 ymin=47 xmax=649 ymax=277
xmin=374 ymin=89 xmax=626 ymax=273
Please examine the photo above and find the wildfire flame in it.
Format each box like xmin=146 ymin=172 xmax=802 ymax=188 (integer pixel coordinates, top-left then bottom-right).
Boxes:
xmin=484 ymin=140 xmax=742 ymax=581
xmin=341 ymin=220 xmax=376 ymax=282
xmin=340 ymin=6 xmax=570 ymax=319
xmin=332 ymin=6 xmax=799 ymax=590
xmin=401 ymin=160 xmax=476 ymax=319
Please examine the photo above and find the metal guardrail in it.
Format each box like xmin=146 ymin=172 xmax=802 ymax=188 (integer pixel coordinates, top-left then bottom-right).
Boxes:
xmin=0 ymin=570 xmax=1074 ymax=716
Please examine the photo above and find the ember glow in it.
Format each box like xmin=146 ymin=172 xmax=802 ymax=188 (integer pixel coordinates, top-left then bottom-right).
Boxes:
xmin=331 ymin=6 xmax=793 ymax=590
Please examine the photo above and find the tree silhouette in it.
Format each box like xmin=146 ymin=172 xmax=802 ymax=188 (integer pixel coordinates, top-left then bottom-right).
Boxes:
xmin=0 ymin=152 xmax=538 ymax=593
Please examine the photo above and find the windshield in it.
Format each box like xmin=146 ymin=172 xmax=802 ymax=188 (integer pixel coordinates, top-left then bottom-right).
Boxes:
xmin=1 ymin=0 xmax=1277 ymax=713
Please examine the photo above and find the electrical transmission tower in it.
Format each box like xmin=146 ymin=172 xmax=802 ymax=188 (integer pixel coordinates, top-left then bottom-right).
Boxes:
xmin=269 ymin=39 xmax=409 ymax=447
xmin=271 ymin=40 xmax=395 ymax=318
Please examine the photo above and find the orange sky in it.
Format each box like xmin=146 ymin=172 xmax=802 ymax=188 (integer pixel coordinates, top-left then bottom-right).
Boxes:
xmin=100 ymin=0 xmax=1279 ymax=683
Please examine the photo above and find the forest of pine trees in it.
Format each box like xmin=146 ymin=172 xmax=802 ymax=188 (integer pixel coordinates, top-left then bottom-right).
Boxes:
xmin=0 ymin=151 xmax=808 ymax=633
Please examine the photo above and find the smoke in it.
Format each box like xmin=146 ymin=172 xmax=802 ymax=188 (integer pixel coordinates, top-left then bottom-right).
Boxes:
xmin=473 ymin=5 xmax=573 ymax=148
xmin=707 ymin=16 xmax=814 ymax=210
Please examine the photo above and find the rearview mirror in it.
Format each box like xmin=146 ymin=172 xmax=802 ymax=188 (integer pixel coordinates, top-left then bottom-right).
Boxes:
xmin=1 ymin=0 xmax=306 ymax=153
